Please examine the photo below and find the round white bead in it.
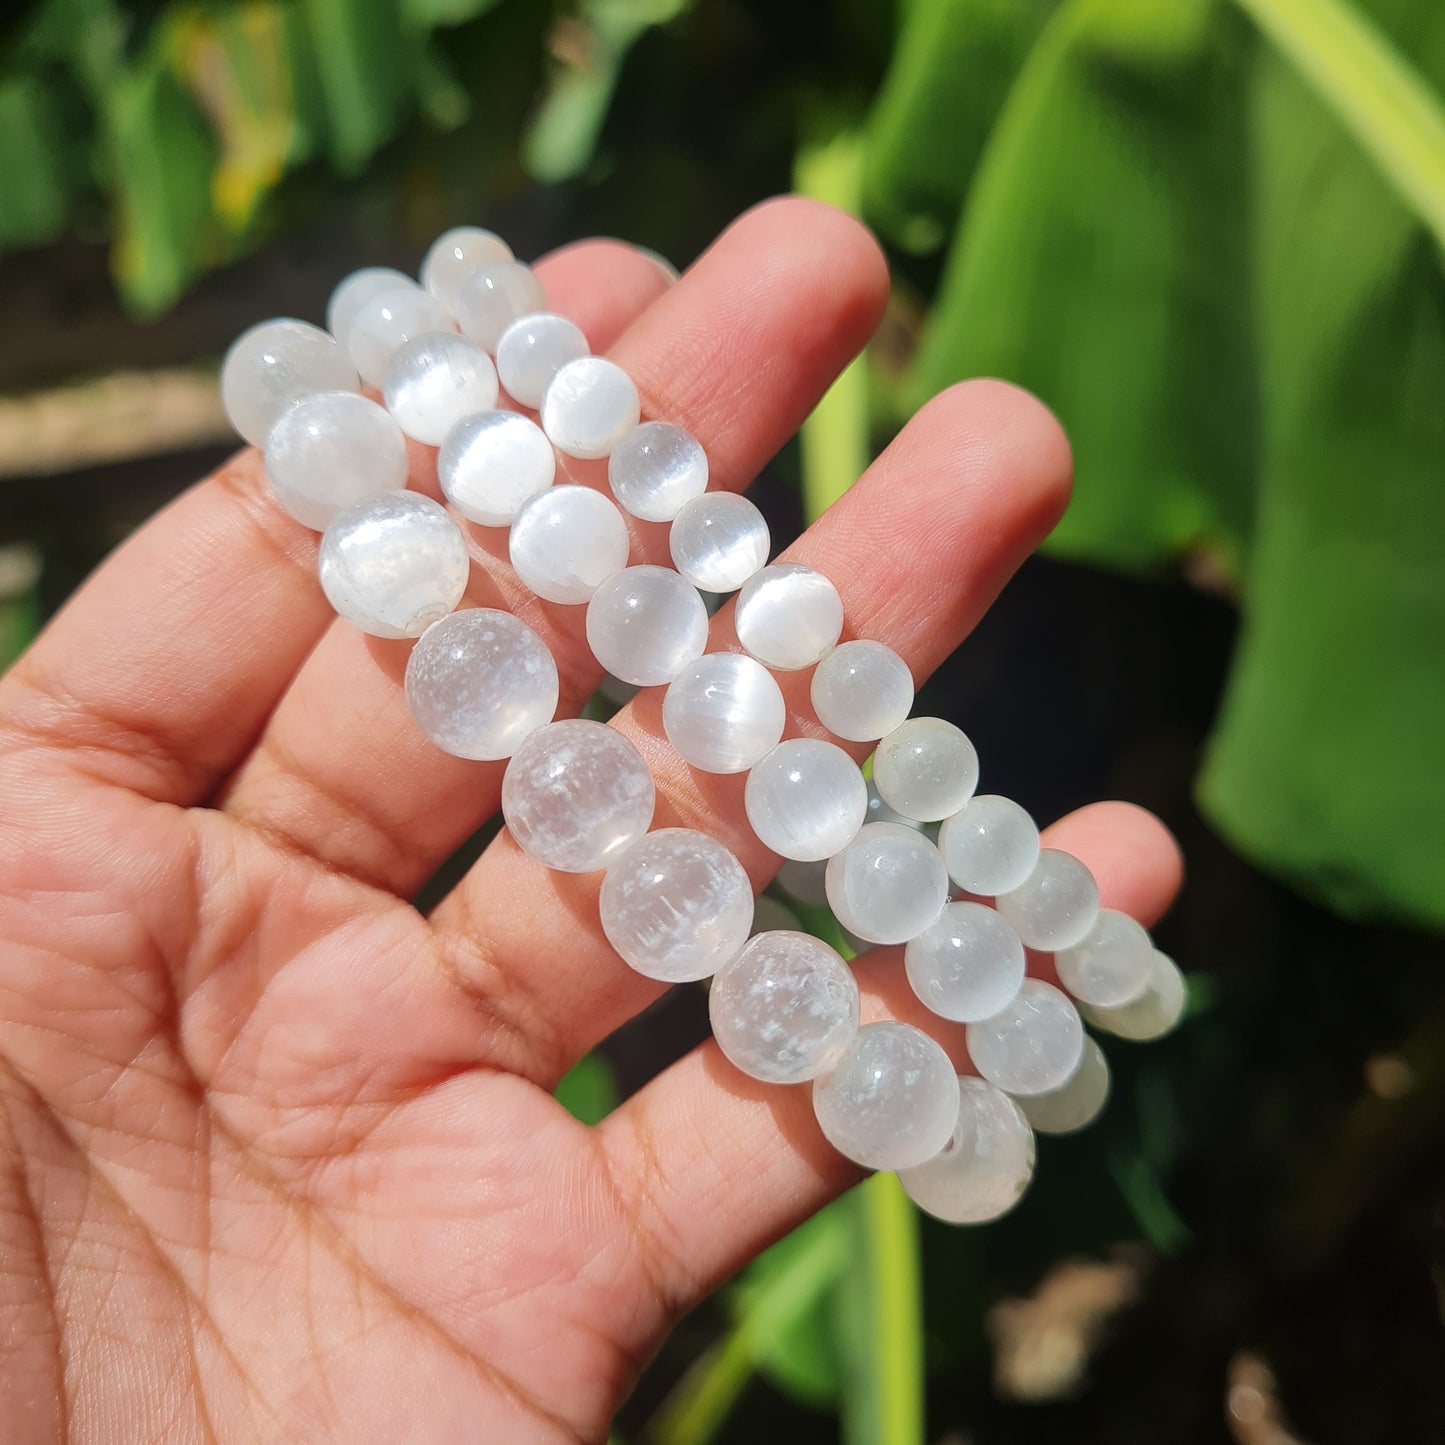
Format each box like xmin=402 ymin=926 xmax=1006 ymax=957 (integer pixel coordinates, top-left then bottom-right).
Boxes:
xmin=607 ymin=421 xmax=708 ymax=522
xmin=905 ymin=901 xmax=1026 ymax=1023
xmin=670 ymin=492 xmax=770 ymax=592
xmin=318 ymin=491 xmax=468 ymax=639
xmin=812 ymin=1021 xmax=960 ymax=1171
xmin=495 ymin=311 xmax=589 ymax=408
xmin=1054 ymin=908 xmax=1152 ymax=1007
xmin=327 ymin=267 xmax=418 ymax=343
xmin=661 ymin=651 xmax=785 ymax=774
xmin=457 ymin=262 xmax=547 ymax=353
xmin=346 ymin=287 xmax=455 ymax=388
xmin=824 ymin=822 xmax=949 ymax=945
xmin=508 ymin=485 xmax=630 ymax=604
xmin=938 ymin=794 xmax=1040 ymax=896
xmin=404 ymin=609 xmax=558 ymax=761
xmin=263 ymin=391 xmax=407 ymax=529
xmin=600 ymin=828 xmax=753 ymax=983
xmin=437 ymin=410 xmax=555 ymax=527
xmin=994 ymin=849 xmax=1100 ymax=951
xmin=502 ymin=719 xmax=655 ymax=872
xmin=420 ymin=226 xmax=513 ymax=312
xmin=752 ymin=895 xmax=800 ymax=934
xmin=734 ymin=563 xmax=843 ymax=671
xmin=540 ymin=356 xmax=640 ymax=459
xmin=221 ymin=319 xmax=359 ymax=447
xmin=710 ymin=931 xmax=859 ymax=1084
xmin=872 ymin=717 xmax=979 ymax=823
xmin=744 ymin=738 xmax=867 ymax=862
xmin=866 ymin=778 xmax=923 ymax=831
xmin=811 ymin=640 xmax=914 ymax=742
xmin=382 ymin=332 xmax=498 ymax=445
xmin=585 ymin=566 xmax=709 ymax=687
xmin=1083 ymin=949 xmax=1187 ymax=1041
xmin=1017 ymin=1037 xmax=1110 ymax=1135
xmin=966 ymin=978 xmax=1084 ymax=1096
xmin=898 ymin=1077 xmax=1036 ymax=1224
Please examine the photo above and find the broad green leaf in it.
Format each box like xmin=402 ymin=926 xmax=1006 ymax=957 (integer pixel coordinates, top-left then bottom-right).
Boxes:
xmin=0 ymin=75 xmax=72 ymax=248
xmin=553 ymin=1051 xmax=618 ymax=1124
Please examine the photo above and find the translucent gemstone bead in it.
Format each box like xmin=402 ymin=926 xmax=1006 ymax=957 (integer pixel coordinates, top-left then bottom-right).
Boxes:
xmin=495 ymin=312 xmax=589 ymax=408
xmin=221 ymin=319 xmax=360 ymax=447
xmin=734 ymin=563 xmax=843 ymax=671
xmin=1017 ymin=1037 xmax=1110 ymax=1135
xmin=812 ymin=1022 xmax=960 ymax=1171
xmin=670 ymin=493 xmax=770 ymax=592
xmin=264 ymin=391 xmax=407 ymax=529
xmin=540 ymin=357 xmax=641 ymax=459
xmin=508 ymin=485 xmax=630 ymax=604
xmin=752 ymin=894 xmax=800 ymax=934
xmin=938 ymin=794 xmax=1040 ymax=896
xmin=1054 ymin=908 xmax=1152 ymax=1007
xmin=662 ymin=652 xmax=785 ymax=773
xmin=318 ymin=491 xmax=468 ymax=639
xmin=898 ymin=1077 xmax=1035 ymax=1224
xmin=502 ymin=719 xmax=655 ymax=872
xmin=585 ymin=566 xmax=709 ymax=686
xmin=905 ymin=901 xmax=1026 ymax=1023
xmin=994 ymin=849 xmax=1100 ymax=951
xmin=327 ymin=267 xmax=417 ymax=343
xmin=346 ymin=287 xmax=455 ymax=388
xmin=866 ymin=778 xmax=923 ymax=831
xmin=774 ymin=857 xmax=829 ymax=907
xmin=438 ymin=410 xmax=555 ymax=527
xmin=404 ymin=609 xmax=558 ymax=760
xmin=872 ymin=717 xmax=979 ymax=823
xmin=457 ymin=262 xmax=547 ymax=353
xmin=710 ymin=931 xmax=860 ymax=1083
xmin=745 ymin=739 xmax=867 ymax=862
xmin=966 ymin=978 xmax=1084 ymax=1096
xmin=600 ymin=828 xmax=753 ymax=983
xmin=420 ymin=226 xmax=513 ymax=312
xmin=824 ymin=823 xmax=949 ymax=945
xmin=607 ymin=421 xmax=708 ymax=522
xmin=382 ymin=332 xmax=498 ymax=445
xmin=811 ymin=640 xmax=914 ymax=743
xmin=1083 ymin=949 xmax=1187 ymax=1041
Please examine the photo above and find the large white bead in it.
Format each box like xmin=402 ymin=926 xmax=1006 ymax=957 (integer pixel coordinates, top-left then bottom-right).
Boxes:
xmin=318 ymin=491 xmax=468 ymax=639
xmin=670 ymin=492 xmax=770 ymax=592
xmin=420 ymin=226 xmax=513 ymax=312
xmin=404 ymin=609 xmax=558 ymax=760
xmin=508 ymin=485 xmax=630 ymax=604
xmin=898 ymin=1077 xmax=1036 ymax=1224
xmin=585 ymin=566 xmax=709 ymax=687
xmin=382 ymin=332 xmax=498 ymax=445
xmin=1017 ymin=1037 xmax=1110 ymax=1135
xmin=495 ymin=312 xmax=589 ymax=408
xmin=607 ymin=421 xmax=708 ymax=522
xmin=264 ymin=391 xmax=407 ymax=529
xmin=221 ymin=319 xmax=359 ymax=446
xmin=872 ymin=717 xmax=979 ymax=823
xmin=501 ymin=719 xmax=655 ymax=872
xmin=600 ymin=828 xmax=753 ymax=983
xmin=438 ymin=410 xmax=555 ymax=527
xmin=457 ymin=262 xmax=547 ymax=353
xmin=966 ymin=978 xmax=1084 ymax=1096
xmin=938 ymin=794 xmax=1040 ymax=896
xmin=905 ymin=901 xmax=1026 ymax=1023
xmin=824 ymin=822 xmax=948 ymax=945
xmin=994 ymin=849 xmax=1100 ymax=951
xmin=1083 ymin=949 xmax=1187 ymax=1041
xmin=744 ymin=738 xmax=867 ymax=862
xmin=327 ymin=267 xmax=418 ymax=343
xmin=812 ymin=1021 xmax=960 ymax=1171
xmin=710 ymin=931 xmax=859 ymax=1083
xmin=540 ymin=357 xmax=640 ymax=459
xmin=810 ymin=640 xmax=914 ymax=742
xmin=734 ymin=563 xmax=843 ymax=671
xmin=661 ymin=651 xmax=785 ymax=773
xmin=346 ymin=287 xmax=455 ymax=388
xmin=1054 ymin=908 xmax=1152 ymax=1007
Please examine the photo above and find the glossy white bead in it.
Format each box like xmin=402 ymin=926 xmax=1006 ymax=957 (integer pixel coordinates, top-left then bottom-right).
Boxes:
xmin=966 ymin=978 xmax=1084 ymax=1096
xmin=710 ymin=931 xmax=860 ymax=1084
xmin=824 ymin=823 xmax=949 ymax=945
xmin=502 ymin=719 xmax=655 ymax=872
xmin=745 ymin=739 xmax=867 ymax=862
xmin=437 ymin=410 xmax=555 ymax=527
xmin=318 ymin=491 xmax=468 ymax=639
xmin=811 ymin=641 xmax=914 ymax=742
xmin=600 ymin=828 xmax=752 ymax=983
xmin=327 ymin=267 xmax=417 ymax=343
xmin=994 ymin=849 xmax=1100 ymax=951
xmin=404 ymin=609 xmax=558 ymax=760
xmin=508 ymin=485 xmax=630 ymax=604
xmin=898 ymin=1077 xmax=1036 ymax=1224
xmin=1054 ymin=908 xmax=1152 ymax=1007
xmin=496 ymin=312 xmax=589 ymax=408
xmin=420 ymin=226 xmax=513 ymax=312
xmin=662 ymin=652 xmax=786 ymax=773
xmin=540 ymin=356 xmax=640 ymax=459
xmin=905 ymin=901 xmax=1026 ymax=1023
xmin=585 ymin=566 xmax=708 ymax=687
xmin=607 ymin=421 xmax=708 ymax=522
xmin=866 ymin=778 xmax=923 ymax=831
xmin=938 ymin=794 xmax=1040 ymax=896
xmin=457 ymin=262 xmax=547 ymax=353
xmin=263 ymin=391 xmax=407 ymax=529
xmin=872 ymin=717 xmax=979 ymax=823
xmin=1017 ymin=1037 xmax=1110 ymax=1135
xmin=774 ymin=857 xmax=829 ymax=907
xmin=734 ymin=563 xmax=843 ymax=671
xmin=346 ymin=287 xmax=455 ymax=388
xmin=812 ymin=1022 xmax=960 ymax=1171
xmin=382 ymin=332 xmax=498 ymax=445
xmin=752 ymin=895 xmax=801 ymax=934
xmin=221 ymin=319 xmax=360 ymax=446
xmin=670 ymin=492 xmax=770 ymax=592
xmin=1084 ymin=949 xmax=1187 ymax=1041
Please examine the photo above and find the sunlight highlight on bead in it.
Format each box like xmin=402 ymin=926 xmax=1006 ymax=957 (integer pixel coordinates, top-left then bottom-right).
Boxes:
xmin=495 ymin=312 xmax=589 ymax=408
xmin=744 ymin=738 xmax=867 ymax=862
xmin=541 ymin=357 xmax=641 ymax=459
xmin=811 ymin=640 xmax=914 ymax=742
xmin=608 ymin=421 xmax=709 ymax=522
xmin=421 ymin=226 xmax=513 ymax=312
xmin=669 ymin=492 xmax=770 ymax=592
xmin=382 ymin=332 xmax=499 ymax=445
xmin=438 ymin=410 xmax=555 ymax=527
xmin=509 ymin=485 xmax=630 ymax=603
xmin=221 ymin=319 xmax=360 ymax=447
xmin=346 ymin=287 xmax=456 ymax=388
xmin=662 ymin=651 xmax=786 ymax=773
xmin=585 ymin=566 xmax=709 ymax=686
xmin=735 ymin=563 xmax=843 ymax=670
xmin=824 ymin=822 xmax=949 ymax=945
xmin=904 ymin=900 xmax=1026 ymax=1023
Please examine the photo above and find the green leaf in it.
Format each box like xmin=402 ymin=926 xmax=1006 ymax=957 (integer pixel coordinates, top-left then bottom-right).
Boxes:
xmin=553 ymin=1051 xmax=618 ymax=1124
xmin=401 ymin=0 xmax=503 ymax=28
xmin=0 ymin=75 xmax=73 ymax=248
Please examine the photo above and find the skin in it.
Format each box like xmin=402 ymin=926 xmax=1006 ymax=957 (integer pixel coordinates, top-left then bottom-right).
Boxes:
xmin=0 ymin=199 xmax=1182 ymax=1443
